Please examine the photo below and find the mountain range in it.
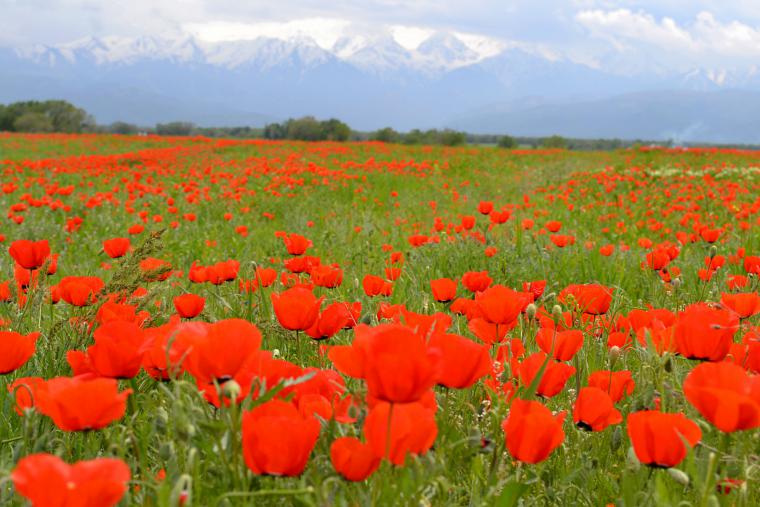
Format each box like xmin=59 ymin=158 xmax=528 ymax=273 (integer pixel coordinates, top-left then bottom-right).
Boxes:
xmin=2 ymin=32 xmax=760 ymax=143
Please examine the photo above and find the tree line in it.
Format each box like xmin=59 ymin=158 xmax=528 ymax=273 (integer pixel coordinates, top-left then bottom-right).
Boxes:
xmin=2 ymin=99 xmax=744 ymax=150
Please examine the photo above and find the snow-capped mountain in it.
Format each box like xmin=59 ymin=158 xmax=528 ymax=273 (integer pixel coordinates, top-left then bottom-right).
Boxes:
xmin=4 ymin=30 xmax=760 ymax=142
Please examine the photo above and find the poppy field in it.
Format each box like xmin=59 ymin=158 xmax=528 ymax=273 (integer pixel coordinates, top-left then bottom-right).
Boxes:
xmin=0 ymin=132 xmax=759 ymax=506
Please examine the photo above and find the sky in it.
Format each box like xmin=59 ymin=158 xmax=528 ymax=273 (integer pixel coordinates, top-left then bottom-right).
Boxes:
xmin=3 ymin=0 xmax=760 ymax=71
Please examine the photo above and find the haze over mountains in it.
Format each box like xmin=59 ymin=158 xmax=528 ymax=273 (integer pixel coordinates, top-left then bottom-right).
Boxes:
xmin=3 ymin=30 xmax=760 ymax=143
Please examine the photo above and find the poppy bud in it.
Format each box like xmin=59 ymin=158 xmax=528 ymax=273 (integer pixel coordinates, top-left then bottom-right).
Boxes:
xmin=663 ymin=355 xmax=672 ymax=373
xmin=667 ymin=468 xmax=690 ymax=486
xmin=610 ymin=425 xmax=622 ymax=451
xmin=709 ymin=245 xmax=718 ymax=258
xmin=609 ymin=346 xmax=621 ymax=364
xmin=159 ymin=442 xmax=174 ymax=461
xmin=552 ymin=305 xmax=563 ymax=322
xmin=526 ymin=303 xmax=537 ymax=321
xmin=222 ymin=379 xmax=241 ymax=401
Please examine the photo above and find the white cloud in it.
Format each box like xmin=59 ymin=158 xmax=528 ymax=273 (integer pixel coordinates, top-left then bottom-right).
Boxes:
xmin=184 ymin=18 xmax=352 ymax=49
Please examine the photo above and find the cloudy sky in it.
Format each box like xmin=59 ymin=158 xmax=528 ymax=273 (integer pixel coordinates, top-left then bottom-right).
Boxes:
xmin=3 ymin=0 xmax=760 ymax=71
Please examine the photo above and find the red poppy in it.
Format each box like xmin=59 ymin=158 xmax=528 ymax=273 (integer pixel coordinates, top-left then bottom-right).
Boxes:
xmin=310 ymin=264 xmax=343 ymax=288
xmin=102 ymin=237 xmax=131 ymax=258
xmin=35 ymin=376 xmax=132 ymax=431
xmin=720 ymin=292 xmax=760 ymax=319
xmin=518 ymin=352 xmax=576 ymax=398
xmin=683 ymin=361 xmax=760 ymax=432
xmin=674 ymin=304 xmax=739 ymax=361
xmin=306 ymin=302 xmax=351 ymax=340
xmin=430 ymin=278 xmax=457 ymax=302
xmin=7 ymin=376 xmax=45 ymax=415
xmin=467 ymin=318 xmax=511 ymax=345
xmin=282 ymin=233 xmax=313 ymax=256
xmin=558 ymin=284 xmax=614 ymax=315
xmin=522 ymin=280 xmax=546 ymax=301
xmin=573 ymin=387 xmax=623 ymax=431
xmin=330 ymin=437 xmax=381 ymax=481
xmin=0 ymin=330 xmax=39 ymax=374
xmin=546 ymin=220 xmax=562 ymax=232
xmin=85 ymin=320 xmax=147 ymax=379
xmin=9 ymin=239 xmax=50 ymax=270
xmin=139 ymin=257 xmax=172 ymax=281
xmin=140 ymin=317 xmax=187 ymax=381
xmin=173 ymin=293 xmax=205 ymax=318
xmin=478 ymin=201 xmax=494 ymax=215
xmin=502 ymin=399 xmax=565 ymax=464
xmin=363 ymin=401 xmax=437 ymax=465
xmin=461 ymin=271 xmax=492 ymax=292
xmin=362 ymin=274 xmax=392 ymax=297
xmin=476 ymin=285 xmax=531 ymax=326
xmin=242 ymin=399 xmax=320 ymax=476
xmin=58 ymin=276 xmax=105 ymax=306
xmin=11 ymin=453 xmax=130 ymax=507
xmin=428 ymin=333 xmax=491 ymax=389
xmin=587 ymin=370 xmax=635 ymax=403
xmin=627 ymin=411 xmax=701 ymax=468
xmin=535 ymin=328 xmax=584 ymax=361
xmin=271 ymin=287 xmax=323 ymax=331
xmin=550 ymin=234 xmax=575 ymax=247
xmin=95 ymin=302 xmax=149 ymax=326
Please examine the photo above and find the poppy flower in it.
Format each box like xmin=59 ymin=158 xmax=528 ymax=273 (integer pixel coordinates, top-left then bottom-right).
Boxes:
xmin=306 ymin=302 xmax=351 ymax=340
xmin=683 ymin=361 xmax=760 ymax=432
xmin=502 ymin=399 xmax=565 ymax=464
xmin=85 ymin=320 xmax=147 ymax=379
xmin=242 ymin=399 xmax=320 ymax=476
xmin=720 ymin=292 xmax=760 ymax=320
xmin=271 ymin=287 xmax=323 ymax=331
xmin=626 ymin=411 xmax=701 ymax=468
xmin=140 ymin=317 xmax=187 ymax=381
xmin=362 ymin=274 xmax=392 ymax=297
xmin=428 ymin=333 xmax=491 ymax=389
xmin=550 ymin=234 xmax=575 ymax=247
xmin=467 ymin=318 xmax=511 ymax=345
xmin=573 ymin=387 xmax=623 ymax=431
xmin=518 ymin=352 xmax=576 ymax=398
xmin=587 ymin=370 xmax=635 ymax=403
xmin=430 ymin=278 xmax=457 ymax=302
xmin=9 ymin=239 xmax=50 ymax=270
xmin=330 ymin=437 xmax=381 ymax=481
xmin=363 ymin=401 xmax=437 ymax=465
xmin=674 ymin=304 xmax=739 ymax=361
xmin=0 ymin=330 xmax=39 ymax=374
xmin=7 ymin=376 xmax=45 ymax=415
xmin=35 ymin=376 xmax=132 ymax=431
xmin=11 ymin=453 xmax=130 ymax=507
xmin=58 ymin=276 xmax=105 ymax=306
xmin=522 ymin=280 xmax=546 ymax=301
xmin=173 ymin=293 xmax=205 ymax=318
xmin=478 ymin=201 xmax=494 ymax=215
xmin=558 ymin=284 xmax=614 ymax=315
xmin=535 ymin=328 xmax=584 ymax=361
xmin=461 ymin=271 xmax=492 ymax=293
xmin=95 ymin=301 xmax=149 ymax=326
xmin=476 ymin=285 xmax=531 ymax=326
xmin=311 ymin=264 xmax=343 ymax=288
xmin=139 ymin=257 xmax=172 ymax=282
xmin=282 ymin=233 xmax=313 ymax=256
xmin=102 ymin=237 xmax=131 ymax=258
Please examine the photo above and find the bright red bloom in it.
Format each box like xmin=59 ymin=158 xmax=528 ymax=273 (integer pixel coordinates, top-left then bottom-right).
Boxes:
xmin=478 ymin=201 xmax=494 ymax=215
xmin=558 ymin=284 xmax=614 ymax=315
xmin=35 ymin=376 xmax=132 ymax=431
xmin=85 ymin=320 xmax=148 ymax=379
xmin=683 ymin=361 xmax=760 ymax=432
xmin=674 ymin=304 xmax=739 ymax=361
xmin=310 ymin=264 xmax=343 ymax=288
xmin=271 ymin=287 xmax=323 ymax=331
xmin=102 ymin=238 xmax=131 ymax=258
xmin=7 ymin=376 xmax=45 ymax=415
xmin=362 ymin=274 xmax=392 ymax=297
xmin=282 ymin=233 xmax=313 ymax=256
xmin=573 ymin=387 xmax=623 ymax=431
xmin=430 ymin=278 xmax=457 ymax=302
xmin=587 ymin=370 xmax=635 ymax=403
xmin=58 ymin=276 xmax=105 ymax=306
xmin=0 ymin=330 xmax=39 ymax=374
xmin=502 ymin=399 xmax=565 ymax=464
xmin=518 ymin=352 xmax=575 ymax=398
xmin=173 ymin=293 xmax=205 ymax=318
xmin=627 ymin=411 xmax=701 ymax=468
xmin=476 ymin=285 xmax=531 ymax=326
xmin=330 ymin=437 xmax=381 ymax=481
xmin=363 ymin=401 xmax=437 ymax=465
xmin=11 ymin=453 xmax=130 ymax=507
xmin=461 ymin=271 xmax=492 ymax=293
xmin=522 ymin=280 xmax=546 ymax=301
xmin=306 ymin=302 xmax=351 ymax=340
xmin=720 ymin=292 xmax=760 ymax=319
xmin=9 ymin=239 xmax=50 ymax=270
xmin=428 ymin=333 xmax=491 ymax=389
xmin=535 ymin=328 xmax=584 ymax=361
xmin=242 ymin=399 xmax=320 ymax=476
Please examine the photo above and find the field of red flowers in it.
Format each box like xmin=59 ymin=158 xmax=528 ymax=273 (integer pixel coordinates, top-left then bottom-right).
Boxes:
xmin=0 ymin=132 xmax=758 ymax=506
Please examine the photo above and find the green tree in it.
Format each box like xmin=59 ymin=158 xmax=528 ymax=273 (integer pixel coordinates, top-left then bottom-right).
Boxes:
xmin=286 ymin=117 xmax=324 ymax=141
xmin=439 ymin=129 xmax=466 ymax=146
xmin=13 ymin=112 xmax=55 ymax=133
xmin=498 ymin=135 xmax=517 ymax=149
xmin=371 ymin=127 xmax=400 ymax=143
xmin=320 ymin=118 xmax=350 ymax=141
xmin=541 ymin=135 xmax=568 ymax=149
xmin=107 ymin=122 xmax=140 ymax=135
xmin=155 ymin=122 xmax=196 ymax=136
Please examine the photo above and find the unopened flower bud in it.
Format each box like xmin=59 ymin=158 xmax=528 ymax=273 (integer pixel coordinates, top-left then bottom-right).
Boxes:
xmin=221 ymin=379 xmax=241 ymax=401
xmin=551 ymin=305 xmax=563 ymax=322
xmin=526 ymin=303 xmax=537 ymax=320
xmin=609 ymin=346 xmax=621 ymax=364
xmin=709 ymin=245 xmax=718 ymax=258
xmin=667 ymin=468 xmax=690 ymax=486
